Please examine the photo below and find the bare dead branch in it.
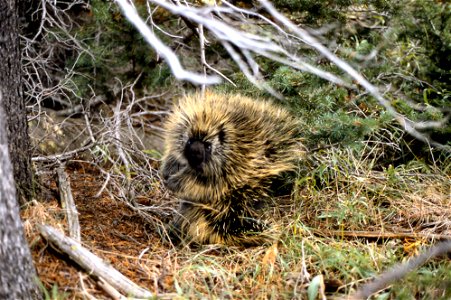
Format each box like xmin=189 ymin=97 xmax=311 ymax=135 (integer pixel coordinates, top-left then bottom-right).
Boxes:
xmin=96 ymin=277 xmax=128 ymax=300
xmin=313 ymin=229 xmax=451 ymax=242
xmin=115 ymin=0 xmax=221 ymax=85
xmin=146 ymin=0 xmax=351 ymax=89
xmin=37 ymin=224 xmax=176 ymax=299
xmin=113 ymin=86 xmax=131 ymax=184
xmin=56 ymin=164 xmax=81 ymax=241
xmin=351 ymin=241 xmax=451 ymax=299
xmin=198 ymin=24 xmax=235 ymax=88
xmin=55 ymin=95 xmax=106 ymax=117
xmin=32 ymin=143 xmax=95 ymax=162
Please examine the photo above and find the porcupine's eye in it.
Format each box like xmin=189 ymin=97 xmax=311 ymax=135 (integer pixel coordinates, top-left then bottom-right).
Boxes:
xmin=184 ymin=138 xmax=212 ymax=171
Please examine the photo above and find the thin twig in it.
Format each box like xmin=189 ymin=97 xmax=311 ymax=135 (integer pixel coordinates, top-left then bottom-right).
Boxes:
xmin=32 ymin=143 xmax=95 ymax=162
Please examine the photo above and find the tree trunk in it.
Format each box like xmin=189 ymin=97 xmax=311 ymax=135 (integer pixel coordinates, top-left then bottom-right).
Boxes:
xmin=0 ymin=99 xmax=41 ymax=299
xmin=0 ymin=0 xmax=41 ymax=298
xmin=0 ymin=0 xmax=33 ymax=205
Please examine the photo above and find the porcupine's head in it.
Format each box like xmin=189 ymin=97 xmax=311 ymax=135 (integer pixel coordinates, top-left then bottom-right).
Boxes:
xmin=160 ymin=92 xmax=303 ymax=204
xmin=160 ymin=93 xmax=233 ymax=204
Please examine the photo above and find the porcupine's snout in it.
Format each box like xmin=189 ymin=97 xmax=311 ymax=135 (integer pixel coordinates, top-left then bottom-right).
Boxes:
xmin=184 ymin=138 xmax=212 ymax=172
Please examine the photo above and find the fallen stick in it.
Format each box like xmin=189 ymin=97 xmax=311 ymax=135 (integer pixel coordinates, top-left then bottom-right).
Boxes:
xmin=312 ymin=229 xmax=450 ymax=241
xmin=32 ymin=143 xmax=94 ymax=162
xmin=96 ymin=277 xmax=129 ymax=300
xmin=38 ymin=224 xmax=176 ymax=299
xmin=56 ymin=164 xmax=80 ymax=241
xmin=350 ymin=240 xmax=451 ymax=299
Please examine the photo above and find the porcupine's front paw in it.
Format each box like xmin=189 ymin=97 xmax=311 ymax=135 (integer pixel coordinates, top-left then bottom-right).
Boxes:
xmin=186 ymin=208 xmax=273 ymax=246
xmin=166 ymin=217 xmax=274 ymax=246
xmin=165 ymin=203 xmax=229 ymax=246
xmin=162 ymin=202 xmax=213 ymax=247
xmin=161 ymin=220 xmax=184 ymax=246
xmin=160 ymin=155 xmax=186 ymax=193
xmin=220 ymin=216 xmax=275 ymax=247
xmin=165 ymin=201 xmax=276 ymax=247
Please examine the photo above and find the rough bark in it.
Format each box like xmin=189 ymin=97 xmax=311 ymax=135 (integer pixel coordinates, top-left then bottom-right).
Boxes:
xmin=0 ymin=100 xmax=41 ymax=299
xmin=0 ymin=0 xmax=33 ymax=205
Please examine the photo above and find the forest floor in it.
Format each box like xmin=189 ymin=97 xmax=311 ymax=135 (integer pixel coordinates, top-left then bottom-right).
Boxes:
xmin=23 ymin=162 xmax=172 ymax=299
xmin=23 ymin=159 xmax=451 ymax=299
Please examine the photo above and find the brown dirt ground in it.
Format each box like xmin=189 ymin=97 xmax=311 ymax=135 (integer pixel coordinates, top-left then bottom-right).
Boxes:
xmin=23 ymin=162 xmax=175 ymax=299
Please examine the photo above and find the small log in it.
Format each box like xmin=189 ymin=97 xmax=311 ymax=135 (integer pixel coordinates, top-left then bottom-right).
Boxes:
xmin=351 ymin=240 xmax=451 ymax=299
xmin=38 ymin=224 xmax=175 ymax=299
xmin=56 ymin=164 xmax=80 ymax=241
xmin=96 ymin=277 xmax=127 ymax=300
xmin=312 ymin=229 xmax=450 ymax=241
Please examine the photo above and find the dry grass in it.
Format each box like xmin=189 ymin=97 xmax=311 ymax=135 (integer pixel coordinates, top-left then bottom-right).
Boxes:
xmin=24 ymin=144 xmax=451 ymax=299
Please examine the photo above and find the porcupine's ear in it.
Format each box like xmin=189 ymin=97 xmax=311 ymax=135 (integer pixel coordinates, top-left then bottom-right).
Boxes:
xmin=218 ymin=125 xmax=226 ymax=144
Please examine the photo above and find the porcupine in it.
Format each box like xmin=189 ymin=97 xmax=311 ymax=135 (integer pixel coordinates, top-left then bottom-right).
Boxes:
xmin=160 ymin=91 xmax=303 ymax=246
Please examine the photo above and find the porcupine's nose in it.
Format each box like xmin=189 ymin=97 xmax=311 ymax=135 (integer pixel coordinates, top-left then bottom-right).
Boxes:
xmin=184 ymin=140 xmax=206 ymax=171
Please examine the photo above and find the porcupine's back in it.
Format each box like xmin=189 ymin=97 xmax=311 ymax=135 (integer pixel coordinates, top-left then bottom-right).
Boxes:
xmin=161 ymin=91 xmax=303 ymax=205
